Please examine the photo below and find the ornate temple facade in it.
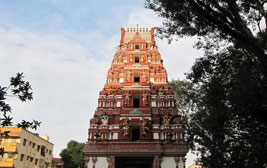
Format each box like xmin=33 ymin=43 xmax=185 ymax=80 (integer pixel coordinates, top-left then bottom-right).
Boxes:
xmin=84 ymin=27 xmax=188 ymax=168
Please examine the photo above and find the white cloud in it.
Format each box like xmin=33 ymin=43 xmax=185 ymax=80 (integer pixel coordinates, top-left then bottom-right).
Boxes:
xmin=126 ymin=8 xmax=163 ymax=28
xmin=157 ymin=37 xmax=204 ymax=80
xmin=0 ymin=26 xmax=112 ymax=157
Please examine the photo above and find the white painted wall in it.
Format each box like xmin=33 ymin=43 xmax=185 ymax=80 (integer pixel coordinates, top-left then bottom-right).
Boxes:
xmin=178 ymin=157 xmax=184 ymax=168
xmin=87 ymin=158 xmax=92 ymax=168
xmin=86 ymin=157 xmax=108 ymax=168
xmin=95 ymin=157 xmax=108 ymax=168
xmin=116 ymin=101 xmax=121 ymax=107
xmin=161 ymin=157 xmax=176 ymax=168
xmin=153 ymin=132 xmax=159 ymax=139
xmin=113 ymin=132 xmax=118 ymax=139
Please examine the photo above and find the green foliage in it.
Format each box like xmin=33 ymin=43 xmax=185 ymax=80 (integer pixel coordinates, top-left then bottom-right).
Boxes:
xmin=170 ymin=47 xmax=267 ymax=167
xmin=146 ymin=0 xmax=267 ymax=167
xmin=60 ymin=140 xmax=85 ymax=168
xmin=169 ymin=80 xmax=196 ymax=117
xmin=146 ymin=0 xmax=267 ymax=74
xmin=185 ymin=48 xmax=267 ymax=168
xmin=0 ymin=72 xmax=41 ymax=130
xmin=0 ymin=72 xmax=41 ymax=157
xmin=10 ymin=72 xmax=33 ymax=102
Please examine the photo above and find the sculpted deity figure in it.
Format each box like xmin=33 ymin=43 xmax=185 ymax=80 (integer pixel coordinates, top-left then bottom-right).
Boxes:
xmin=123 ymin=43 xmax=128 ymax=50
xmin=101 ymin=112 xmax=109 ymax=125
xmin=129 ymin=55 xmax=134 ymax=62
xmin=116 ymin=45 xmax=121 ymax=51
xmin=141 ymin=70 xmax=147 ymax=81
xmin=158 ymin=86 xmax=164 ymax=95
xmin=126 ymin=70 xmax=132 ymax=81
xmin=163 ymin=113 xmax=172 ymax=125
xmin=107 ymin=87 xmax=114 ymax=95
xmin=152 ymin=51 xmax=157 ymax=59
xmin=153 ymin=45 xmax=158 ymax=51
xmin=124 ymin=91 xmax=132 ymax=105
xmin=112 ymin=67 xmax=119 ymax=73
xmin=147 ymin=43 xmax=152 ymax=50
xmin=140 ymin=55 xmax=144 ymax=62
xmin=157 ymin=66 xmax=163 ymax=72
xmin=140 ymin=118 xmax=149 ymax=137
xmin=122 ymin=118 xmax=130 ymax=137
xmin=142 ymin=91 xmax=148 ymax=105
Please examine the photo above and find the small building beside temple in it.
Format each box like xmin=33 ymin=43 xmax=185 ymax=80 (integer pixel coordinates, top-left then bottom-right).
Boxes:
xmin=187 ymin=162 xmax=203 ymax=168
xmin=0 ymin=127 xmax=53 ymax=168
xmin=83 ymin=27 xmax=188 ymax=168
xmin=52 ymin=158 xmax=64 ymax=168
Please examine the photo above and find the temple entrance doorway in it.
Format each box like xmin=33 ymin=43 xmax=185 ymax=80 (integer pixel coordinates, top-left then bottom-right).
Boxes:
xmin=115 ymin=157 xmax=153 ymax=168
xmin=131 ymin=125 xmax=140 ymax=141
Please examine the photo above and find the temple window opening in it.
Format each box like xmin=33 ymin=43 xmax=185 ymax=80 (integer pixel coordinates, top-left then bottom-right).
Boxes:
xmin=131 ymin=125 xmax=140 ymax=141
xmin=135 ymin=56 xmax=139 ymax=63
xmin=133 ymin=94 xmax=140 ymax=108
xmin=134 ymin=72 xmax=140 ymax=82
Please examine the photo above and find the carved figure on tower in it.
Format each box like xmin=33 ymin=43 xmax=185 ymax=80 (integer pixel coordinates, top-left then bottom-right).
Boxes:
xmin=141 ymin=70 xmax=147 ymax=82
xmin=158 ymin=86 xmax=164 ymax=95
xmin=142 ymin=91 xmax=148 ymax=105
xmin=123 ymin=43 xmax=128 ymax=50
xmin=107 ymin=87 xmax=114 ymax=95
xmin=116 ymin=45 xmax=121 ymax=51
xmin=101 ymin=112 xmax=109 ymax=125
xmin=124 ymin=91 xmax=132 ymax=105
xmin=140 ymin=55 xmax=144 ymax=62
xmin=147 ymin=43 xmax=152 ymax=50
xmin=112 ymin=67 xmax=119 ymax=73
xmin=140 ymin=117 xmax=149 ymax=137
xmin=153 ymin=45 xmax=158 ymax=51
xmin=122 ymin=118 xmax=130 ymax=137
xmin=126 ymin=70 xmax=132 ymax=81
xmin=129 ymin=55 xmax=133 ymax=62
xmin=163 ymin=113 xmax=172 ymax=125
xmin=156 ymin=66 xmax=163 ymax=73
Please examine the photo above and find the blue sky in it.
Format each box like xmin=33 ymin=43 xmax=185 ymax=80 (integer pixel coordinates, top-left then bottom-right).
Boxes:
xmin=0 ymin=0 xmax=202 ymax=165
xmin=0 ymin=0 xmax=141 ymax=32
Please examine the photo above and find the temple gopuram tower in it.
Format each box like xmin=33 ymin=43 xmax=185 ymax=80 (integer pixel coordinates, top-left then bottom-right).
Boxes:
xmin=84 ymin=27 xmax=188 ymax=168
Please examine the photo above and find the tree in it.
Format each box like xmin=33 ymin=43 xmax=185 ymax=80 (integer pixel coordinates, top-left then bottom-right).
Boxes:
xmin=145 ymin=0 xmax=267 ymax=74
xmin=0 ymin=73 xmax=41 ymax=156
xmin=60 ymin=140 xmax=85 ymax=168
xmin=185 ymin=48 xmax=267 ymax=168
xmin=0 ymin=72 xmax=41 ymax=129
xmin=169 ymin=49 xmax=267 ymax=167
xmin=146 ymin=1 xmax=267 ymax=167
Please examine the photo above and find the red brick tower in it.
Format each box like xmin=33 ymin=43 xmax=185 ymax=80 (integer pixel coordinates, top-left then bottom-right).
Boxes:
xmin=84 ymin=27 xmax=188 ymax=168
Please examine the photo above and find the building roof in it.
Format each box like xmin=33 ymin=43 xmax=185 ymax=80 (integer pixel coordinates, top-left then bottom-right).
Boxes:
xmin=0 ymin=127 xmax=54 ymax=145
xmin=52 ymin=157 xmax=63 ymax=163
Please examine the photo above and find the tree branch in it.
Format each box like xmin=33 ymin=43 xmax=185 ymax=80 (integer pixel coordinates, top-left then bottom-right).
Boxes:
xmin=188 ymin=0 xmax=247 ymax=41
xmin=227 ymin=1 xmax=254 ymax=38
